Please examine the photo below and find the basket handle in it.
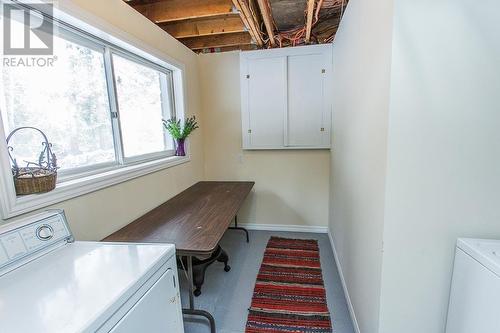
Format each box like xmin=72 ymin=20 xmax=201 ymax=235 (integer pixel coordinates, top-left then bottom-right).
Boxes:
xmin=6 ymin=127 xmax=53 ymax=176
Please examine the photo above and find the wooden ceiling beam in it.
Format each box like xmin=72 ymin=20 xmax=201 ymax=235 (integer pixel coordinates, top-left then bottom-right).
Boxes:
xmin=231 ymin=0 xmax=263 ymax=47
xmin=160 ymin=13 xmax=245 ymax=39
xmin=255 ymin=0 xmax=276 ymax=46
xmin=124 ymin=0 xmax=346 ymax=52
xmin=124 ymin=0 xmax=161 ymax=6
xmin=158 ymin=12 xmax=239 ymax=25
xmin=182 ymin=31 xmax=252 ymax=50
xmin=305 ymin=0 xmax=315 ymax=43
xmin=199 ymin=44 xmax=257 ymax=53
xmin=130 ymin=0 xmax=234 ymax=23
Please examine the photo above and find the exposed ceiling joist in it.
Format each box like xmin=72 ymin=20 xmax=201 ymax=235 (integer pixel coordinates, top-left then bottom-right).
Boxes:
xmin=305 ymin=0 xmax=315 ymax=43
xmin=131 ymin=0 xmax=234 ymax=23
xmin=231 ymin=0 xmax=264 ymax=47
xmin=256 ymin=0 xmax=276 ymax=46
xmin=160 ymin=13 xmax=245 ymax=39
xmin=182 ymin=31 xmax=252 ymax=50
xmin=123 ymin=0 xmax=349 ymax=52
xmin=201 ymin=44 xmax=257 ymax=53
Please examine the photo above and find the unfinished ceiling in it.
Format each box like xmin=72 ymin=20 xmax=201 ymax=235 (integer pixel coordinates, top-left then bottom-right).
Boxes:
xmin=124 ymin=0 xmax=348 ymax=53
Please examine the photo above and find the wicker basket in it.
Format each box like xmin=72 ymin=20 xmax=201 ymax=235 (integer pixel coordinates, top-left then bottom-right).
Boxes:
xmin=7 ymin=127 xmax=58 ymax=196
xmin=13 ymin=168 xmax=57 ymax=195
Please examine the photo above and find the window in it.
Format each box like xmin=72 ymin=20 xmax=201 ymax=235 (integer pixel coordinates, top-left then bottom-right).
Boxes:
xmin=0 ymin=2 xmax=187 ymax=218
xmin=113 ymin=54 xmax=175 ymax=159
xmin=0 ymin=14 xmax=178 ymax=180
xmin=2 ymin=30 xmax=115 ymax=172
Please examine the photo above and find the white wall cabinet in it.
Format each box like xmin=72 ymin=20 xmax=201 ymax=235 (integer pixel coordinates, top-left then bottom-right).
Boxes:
xmin=240 ymin=44 xmax=332 ymax=150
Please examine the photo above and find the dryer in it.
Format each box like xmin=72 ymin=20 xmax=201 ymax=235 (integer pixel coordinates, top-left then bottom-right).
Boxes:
xmin=446 ymin=238 xmax=500 ymax=333
xmin=0 ymin=210 xmax=184 ymax=333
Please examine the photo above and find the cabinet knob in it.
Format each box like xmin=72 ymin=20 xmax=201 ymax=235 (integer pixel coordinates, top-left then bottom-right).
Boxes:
xmin=320 ymin=127 xmax=325 ymax=132
xmin=248 ymin=129 xmax=252 ymax=134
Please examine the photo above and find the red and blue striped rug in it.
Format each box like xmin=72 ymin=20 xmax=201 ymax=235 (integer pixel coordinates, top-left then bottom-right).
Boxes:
xmin=246 ymin=237 xmax=332 ymax=333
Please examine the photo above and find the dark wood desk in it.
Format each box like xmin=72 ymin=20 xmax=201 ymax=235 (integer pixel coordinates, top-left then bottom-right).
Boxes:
xmin=103 ymin=181 xmax=254 ymax=333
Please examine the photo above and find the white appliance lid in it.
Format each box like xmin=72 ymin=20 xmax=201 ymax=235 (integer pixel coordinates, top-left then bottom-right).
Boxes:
xmin=0 ymin=241 xmax=175 ymax=333
xmin=457 ymin=238 xmax=500 ymax=277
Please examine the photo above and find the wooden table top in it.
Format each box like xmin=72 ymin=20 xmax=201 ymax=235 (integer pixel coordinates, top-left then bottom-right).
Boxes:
xmin=103 ymin=181 xmax=254 ymax=255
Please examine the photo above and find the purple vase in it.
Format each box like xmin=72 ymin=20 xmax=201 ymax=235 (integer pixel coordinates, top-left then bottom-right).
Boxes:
xmin=175 ymin=138 xmax=186 ymax=156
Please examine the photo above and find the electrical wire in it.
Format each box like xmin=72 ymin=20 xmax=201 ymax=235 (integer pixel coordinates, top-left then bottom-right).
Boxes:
xmin=323 ymin=0 xmax=345 ymax=43
xmin=255 ymin=0 xmax=347 ymax=48
xmin=273 ymin=0 xmax=322 ymax=47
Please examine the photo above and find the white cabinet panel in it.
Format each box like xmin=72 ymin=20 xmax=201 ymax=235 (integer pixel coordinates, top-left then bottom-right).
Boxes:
xmin=110 ymin=268 xmax=184 ymax=333
xmin=243 ymin=56 xmax=287 ymax=148
xmin=446 ymin=248 xmax=500 ymax=333
xmin=287 ymin=54 xmax=325 ymax=147
xmin=240 ymin=44 xmax=332 ymax=150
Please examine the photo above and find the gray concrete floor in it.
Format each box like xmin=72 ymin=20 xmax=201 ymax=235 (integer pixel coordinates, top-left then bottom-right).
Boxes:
xmin=179 ymin=230 xmax=355 ymax=333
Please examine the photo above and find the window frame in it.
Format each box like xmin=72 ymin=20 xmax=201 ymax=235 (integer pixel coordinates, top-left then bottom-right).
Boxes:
xmin=0 ymin=0 xmax=190 ymax=219
xmin=109 ymin=49 xmax=177 ymax=165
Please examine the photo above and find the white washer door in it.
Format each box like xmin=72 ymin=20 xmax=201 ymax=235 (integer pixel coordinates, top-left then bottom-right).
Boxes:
xmin=446 ymin=248 xmax=500 ymax=333
xmin=110 ymin=268 xmax=184 ymax=333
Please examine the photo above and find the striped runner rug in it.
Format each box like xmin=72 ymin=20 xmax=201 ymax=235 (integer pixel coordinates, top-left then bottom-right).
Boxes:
xmin=245 ymin=237 xmax=332 ymax=333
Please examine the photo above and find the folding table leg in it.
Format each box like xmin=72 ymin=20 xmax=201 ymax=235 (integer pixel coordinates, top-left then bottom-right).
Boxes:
xmin=181 ymin=255 xmax=216 ymax=333
xmin=228 ymin=215 xmax=250 ymax=242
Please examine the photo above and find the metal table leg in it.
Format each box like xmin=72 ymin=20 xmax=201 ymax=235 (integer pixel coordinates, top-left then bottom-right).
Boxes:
xmin=228 ymin=215 xmax=249 ymax=243
xmin=181 ymin=255 xmax=216 ymax=333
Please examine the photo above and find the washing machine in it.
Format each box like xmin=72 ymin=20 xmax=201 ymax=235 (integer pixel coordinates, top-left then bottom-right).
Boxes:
xmin=446 ymin=238 xmax=500 ymax=333
xmin=0 ymin=210 xmax=184 ymax=332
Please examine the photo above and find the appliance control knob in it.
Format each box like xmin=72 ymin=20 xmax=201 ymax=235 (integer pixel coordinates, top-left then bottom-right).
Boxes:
xmin=36 ymin=225 xmax=54 ymax=241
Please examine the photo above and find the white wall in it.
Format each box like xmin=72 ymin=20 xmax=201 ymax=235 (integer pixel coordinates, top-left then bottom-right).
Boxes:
xmin=329 ymin=0 xmax=394 ymax=331
xmin=199 ymin=52 xmax=331 ymax=229
xmin=379 ymin=0 xmax=500 ymax=332
xmin=1 ymin=0 xmax=330 ymax=238
xmin=0 ymin=0 xmax=205 ymax=241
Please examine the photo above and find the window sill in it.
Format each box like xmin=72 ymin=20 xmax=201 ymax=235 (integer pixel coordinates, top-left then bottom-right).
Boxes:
xmin=1 ymin=155 xmax=190 ymax=219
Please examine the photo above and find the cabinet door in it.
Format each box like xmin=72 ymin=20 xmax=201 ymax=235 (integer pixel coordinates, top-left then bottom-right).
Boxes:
xmin=287 ymin=53 xmax=329 ymax=147
xmin=109 ymin=268 xmax=184 ymax=333
xmin=242 ymin=56 xmax=287 ymax=149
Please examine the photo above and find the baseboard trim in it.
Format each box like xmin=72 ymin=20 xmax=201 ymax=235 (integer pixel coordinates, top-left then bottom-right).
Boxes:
xmin=327 ymin=229 xmax=361 ymax=333
xmin=238 ymin=223 xmax=328 ymax=233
